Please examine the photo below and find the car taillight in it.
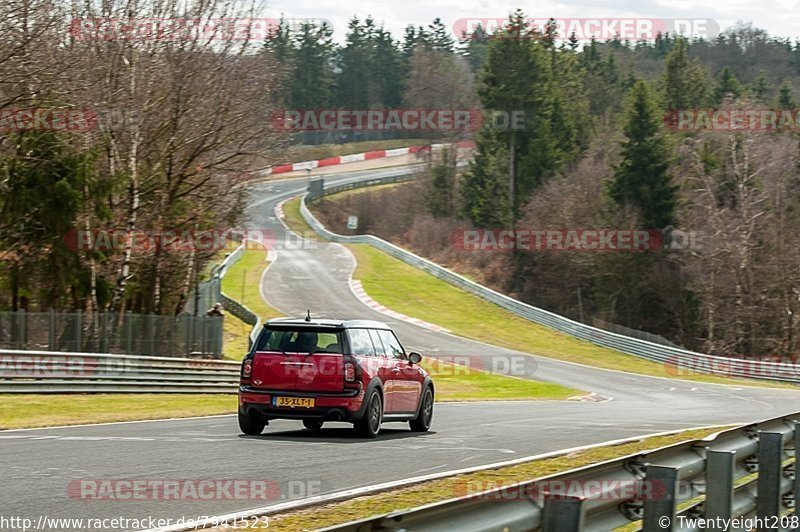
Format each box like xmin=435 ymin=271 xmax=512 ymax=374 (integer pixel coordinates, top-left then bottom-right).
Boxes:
xmin=344 ymin=362 xmax=355 ymax=382
xmin=241 ymin=359 xmax=252 ymax=382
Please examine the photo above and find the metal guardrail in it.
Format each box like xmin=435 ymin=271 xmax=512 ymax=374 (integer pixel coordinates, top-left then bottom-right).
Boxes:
xmin=324 ymin=411 xmax=800 ymax=531
xmin=302 ymin=178 xmax=800 ymax=385
xmin=0 ymin=349 xmax=240 ymax=393
xmin=217 ymin=242 xmax=262 ymax=350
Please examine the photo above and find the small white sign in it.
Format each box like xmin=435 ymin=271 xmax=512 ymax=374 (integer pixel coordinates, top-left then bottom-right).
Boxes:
xmin=347 ymin=215 xmax=358 ymax=230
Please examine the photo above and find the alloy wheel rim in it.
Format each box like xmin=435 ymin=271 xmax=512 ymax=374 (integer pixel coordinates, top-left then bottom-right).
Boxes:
xmin=370 ymin=398 xmax=381 ymax=431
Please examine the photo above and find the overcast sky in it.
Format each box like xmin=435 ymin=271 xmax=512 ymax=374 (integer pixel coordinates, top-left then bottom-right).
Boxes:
xmin=263 ymin=0 xmax=800 ymax=43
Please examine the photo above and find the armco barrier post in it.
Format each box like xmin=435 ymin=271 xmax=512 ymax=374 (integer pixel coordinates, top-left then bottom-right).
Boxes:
xmin=756 ymin=431 xmax=784 ymax=528
xmin=643 ymin=465 xmax=678 ymax=531
xmin=795 ymin=421 xmax=800 ymax=517
xmin=542 ymin=494 xmax=584 ymax=532
xmin=704 ymin=450 xmax=735 ymax=520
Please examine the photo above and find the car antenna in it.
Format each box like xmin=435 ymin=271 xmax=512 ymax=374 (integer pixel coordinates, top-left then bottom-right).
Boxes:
xmin=305 ymin=309 xmax=311 ymax=322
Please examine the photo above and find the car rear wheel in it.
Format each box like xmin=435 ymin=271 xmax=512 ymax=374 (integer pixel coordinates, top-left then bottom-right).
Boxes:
xmin=354 ymin=391 xmax=382 ymax=438
xmin=409 ymin=387 xmax=433 ymax=432
xmin=238 ymin=410 xmax=265 ymax=435
xmin=302 ymin=419 xmax=324 ymax=432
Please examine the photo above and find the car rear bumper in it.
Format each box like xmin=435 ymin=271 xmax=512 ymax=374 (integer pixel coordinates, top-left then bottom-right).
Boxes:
xmin=239 ymin=386 xmax=365 ymax=422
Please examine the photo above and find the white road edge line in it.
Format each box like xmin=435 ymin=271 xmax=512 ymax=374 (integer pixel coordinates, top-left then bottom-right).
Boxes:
xmin=2 ymin=414 xmax=236 ymax=432
xmin=143 ymin=423 xmax=727 ymax=532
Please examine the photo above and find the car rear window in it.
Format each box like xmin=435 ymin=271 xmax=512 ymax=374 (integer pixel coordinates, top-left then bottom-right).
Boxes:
xmin=255 ymin=327 xmax=343 ymax=354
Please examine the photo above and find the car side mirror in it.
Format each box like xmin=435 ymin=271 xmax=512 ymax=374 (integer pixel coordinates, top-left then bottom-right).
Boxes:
xmin=408 ymin=352 xmax=422 ymax=365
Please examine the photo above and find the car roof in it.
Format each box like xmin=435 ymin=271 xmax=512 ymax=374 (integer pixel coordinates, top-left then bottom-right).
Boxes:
xmin=265 ymin=317 xmax=392 ymax=330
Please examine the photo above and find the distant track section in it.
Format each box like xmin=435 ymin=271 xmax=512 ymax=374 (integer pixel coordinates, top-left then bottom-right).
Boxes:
xmin=0 ymin=349 xmax=239 ymax=393
xmin=264 ymin=141 xmax=474 ymax=176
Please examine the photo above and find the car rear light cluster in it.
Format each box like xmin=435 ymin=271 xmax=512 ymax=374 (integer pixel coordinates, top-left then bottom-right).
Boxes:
xmin=241 ymin=358 xmax=253 ymax=384
xmin=344 ymin=362 xmax=356 ymax=382
xmin=343 ymin=355 xmax=362 ymax=388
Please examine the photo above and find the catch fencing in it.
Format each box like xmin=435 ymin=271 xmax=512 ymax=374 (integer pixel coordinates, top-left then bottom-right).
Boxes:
xmin=0 ymin=310 xmax=222 ymax=358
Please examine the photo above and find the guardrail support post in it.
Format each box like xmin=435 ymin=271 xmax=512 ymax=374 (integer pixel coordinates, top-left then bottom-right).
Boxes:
xmin=757 ymin=431 xmax=784 ymax=527
xmin=794 ymin=421 xmax=800 ymax=515
xmin=643 ymin=465 xmax=678 ymax=531
xmin=704 ymin=450 xmax=735 ymax=520
xmin=542 ymin=494 xmax=584 ymax=532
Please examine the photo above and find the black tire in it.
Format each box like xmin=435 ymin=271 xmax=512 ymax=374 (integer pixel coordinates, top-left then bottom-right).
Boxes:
xmin=238 ymin=410 xmax=265 ymax=436
xmin=354 ymin=391 xmax=382 ymax=438
xmin=409 ymin=387 xmax=433 ymax=432
xmin=302 ymin=419 xmax=324 ymax=432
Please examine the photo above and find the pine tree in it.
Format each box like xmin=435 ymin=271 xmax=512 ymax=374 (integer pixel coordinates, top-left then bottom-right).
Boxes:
xmin=460 ymin=24 xmax=490 ymax=72
xmin=714 ymin=66 xmax=742 ymax=103
xmin=778 ymin=81 xmax=797 ymax=108
xmin=288 ymin=22 xmax=334 ymax=108
xmin=402 ymin=25 xmax=418 ymax=59
xmin=662 ymin=38 xmax=710 ymax=109
xmin=750 ymin=71 xmax=770 ymax=103
xmin=567 ymin=32 xmax=579 ymax=52
xmin=609 ymin=81 xmax=677 ymax=229
xmin=372 ymin=28 xmax=405 ymax=107
xmin=428 ymin=18 xmax=454 ymax=52
xmin=462 ymin=10 xmax=564 ymax=225
xmin=263 ymin=18 xmax=292 ymax=63
xmin=335 ymin=18 xmax=374 ymax=108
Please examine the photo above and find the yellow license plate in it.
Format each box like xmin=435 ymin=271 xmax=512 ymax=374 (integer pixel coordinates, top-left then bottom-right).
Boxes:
xmin=274 ymin=396 xmax=315 ymax=408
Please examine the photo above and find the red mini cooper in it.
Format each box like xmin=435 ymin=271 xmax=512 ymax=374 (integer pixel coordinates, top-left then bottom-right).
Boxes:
xmin=238 ymin=317 xmax=434 ymax=438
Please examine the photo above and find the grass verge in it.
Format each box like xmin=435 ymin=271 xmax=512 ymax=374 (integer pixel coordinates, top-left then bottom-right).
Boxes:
xmin=348 ymin=244 xmax=789 ymax=388
xmin=284 ymin=192 xmax=791 ymax=389
xmin=281 ymin=196 xmax=323 ymax=242
xmin=260 ymin=426 xmax=726 ymax=531
xmin=423 ymin=360 xmax=579 ymax=401
xmin=0 ymin=394 xmax=236 ymax=430
xmin=220 ymin=243 xmax=283 ymax=360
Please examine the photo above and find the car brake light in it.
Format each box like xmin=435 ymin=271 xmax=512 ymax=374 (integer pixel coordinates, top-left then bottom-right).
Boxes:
xmin=344 ymin=362 xmax=355 ymax=382
xmin=242 ymin=359 xmax=253 ymax=379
